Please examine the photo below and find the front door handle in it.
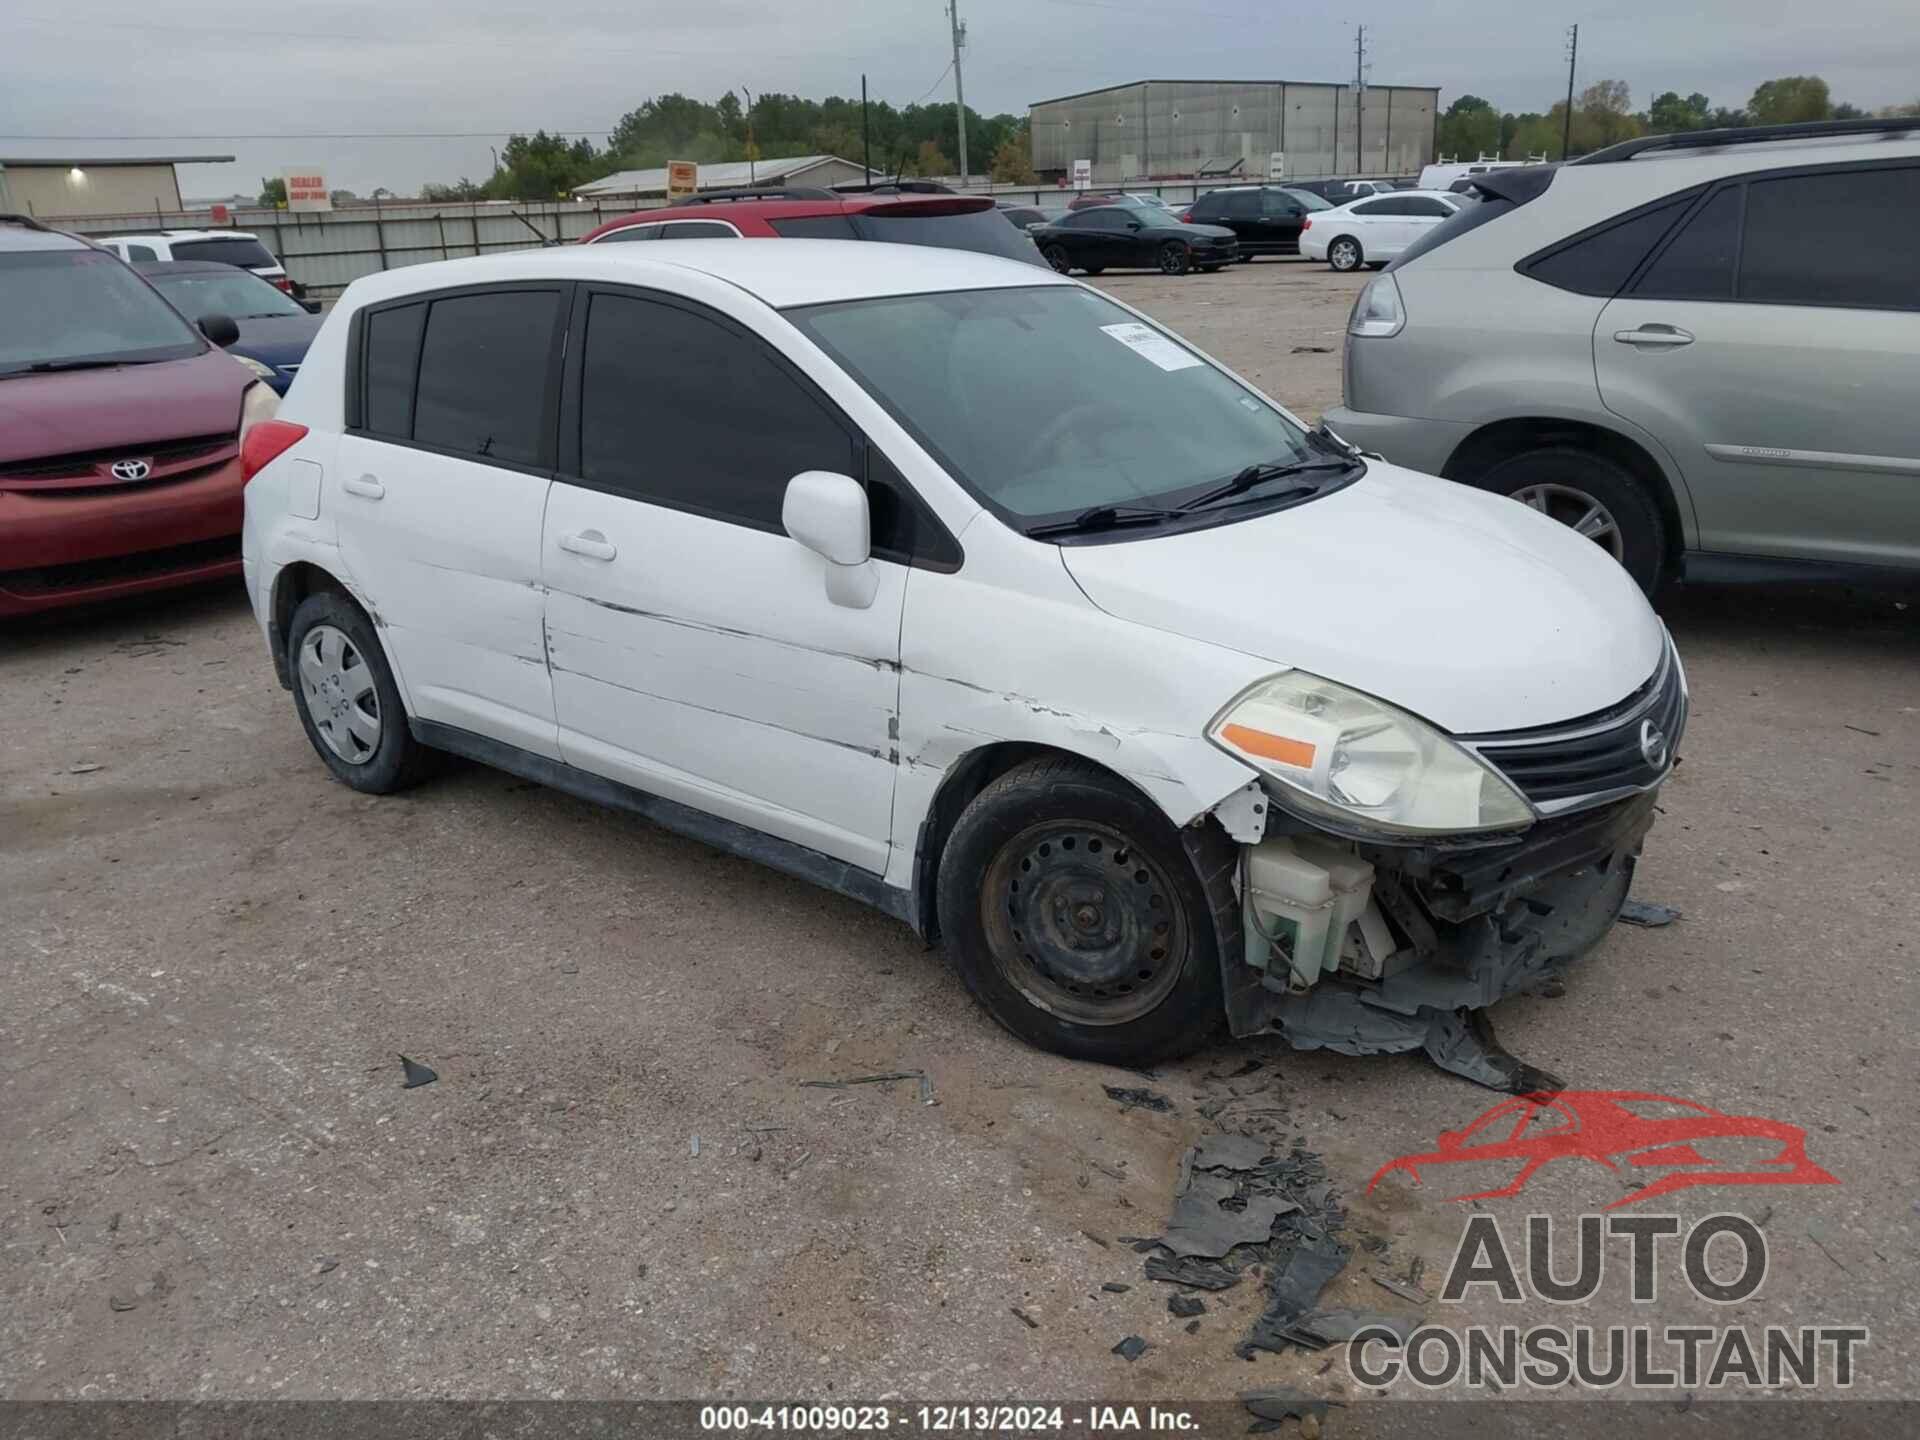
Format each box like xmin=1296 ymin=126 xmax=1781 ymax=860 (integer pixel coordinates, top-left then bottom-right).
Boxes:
xmin=1613 ymin=325 xmax=1695 ymax=348
xmin=342 ymin=474 xmax=385 ymax=499
xmin=557 ymin=530 xmax=617 ymax=561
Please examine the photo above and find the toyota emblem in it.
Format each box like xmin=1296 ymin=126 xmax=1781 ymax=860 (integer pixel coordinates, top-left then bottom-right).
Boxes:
xmin=1639 ymin=719 xmax=1669 ymax=769
xmin=110 ymin=459 xmax=152 ymax=482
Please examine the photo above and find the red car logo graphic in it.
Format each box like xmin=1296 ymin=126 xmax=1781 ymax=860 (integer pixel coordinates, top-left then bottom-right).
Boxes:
xmin=1368 ymin=1091 xmax=1838 ymax=1210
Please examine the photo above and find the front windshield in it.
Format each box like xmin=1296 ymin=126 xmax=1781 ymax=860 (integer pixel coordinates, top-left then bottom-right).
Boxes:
xmin=789 ymin=285 xmax=1329 ymax=526
xmin=0 ymin=249 xmax=204 ymax=375
xmin=149 ymin=268 xmax=305 ymax=320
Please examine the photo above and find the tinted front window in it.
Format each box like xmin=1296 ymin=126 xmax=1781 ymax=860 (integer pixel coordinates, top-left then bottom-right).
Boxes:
xmin=1353 ymin=199 xmax=1394 ymax=216
xmin=1742 ymin=166 xmax=1920 ymax=309
xmin=596 ymin=225 xmax=657 ymax=242
xmin=1525 ymin=195 xmax=1693 ymax=297
xmin=412 ymin=290 xmax=560 ymax=466
xmin=1634 ymin=188 xmax=1740 ymax=300
xmin=789 ymin=285 xmax=1324 ymax=528
xmin=578 ymin=293 xmax=855 ymax=527
xmin=770 ymin=214 xmax=860 ymax=240
xmin=170 ymin=237 xmax=277 ymax=268
xmin=0 ymin=249 xmax=203 ymax=374
xmin=148 ymin=268 xmax=305 ymax=320
xmin=362 ymin=302 xmax=425 ymax=438
xmin=658 ymin=221 xmax=738 ymax=239
xmin=849 ymin=207 xmax=1046 ymax=266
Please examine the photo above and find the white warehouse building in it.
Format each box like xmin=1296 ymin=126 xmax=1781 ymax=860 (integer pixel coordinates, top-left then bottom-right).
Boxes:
xmin=1030 ymin=78 xmax=1440 ymax=185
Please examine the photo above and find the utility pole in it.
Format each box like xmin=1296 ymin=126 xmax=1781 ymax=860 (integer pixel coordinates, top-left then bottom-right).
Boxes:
xmin=1562 ymin=25 xmax=1578 ymax=160
xmin=862 ymin=74 xmax=872 ymax=182
xmin=948 ymin=0 xmax=970 ymax=189
xmin=743 ymin=84 xmax=756 ymax=185
xmin=1353 ymin=24 xmax=1367 ymax=174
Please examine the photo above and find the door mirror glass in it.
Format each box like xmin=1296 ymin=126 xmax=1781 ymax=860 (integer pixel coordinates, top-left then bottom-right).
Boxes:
xmin=1126 ymin=218 xmax=1142 ymax=230
xmin=198 ymin=312 xmax=241 ymax=347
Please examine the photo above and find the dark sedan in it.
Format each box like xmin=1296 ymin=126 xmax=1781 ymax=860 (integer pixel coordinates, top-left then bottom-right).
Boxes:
xmin=1030 ymin=207 xmax=1238 ymax=276
xmin=1179 ymin=185 xmax=1329 ymax=258
xmin=134 ymin=261 xmax=321 ymax=395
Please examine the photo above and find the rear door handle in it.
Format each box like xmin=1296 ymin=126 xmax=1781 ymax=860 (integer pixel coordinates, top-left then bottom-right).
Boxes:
xmin=342 ymin=474 xmax=385 ymax=499
xmin=557 ymin=530 xmax=617 ymax=561
xmin=1613 ymin=325 xmax=1695 ymax=348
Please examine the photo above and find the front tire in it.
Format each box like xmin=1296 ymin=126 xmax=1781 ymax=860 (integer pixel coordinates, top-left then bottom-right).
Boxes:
xmin=1476 ymin=447 xmax=1668 ymax=594
xmin=1043 ymin=243 xmax=1072 ymax=274
xmin=1328 ymin=236 xmax=1363 ymax=272
xmin=1157 ymin=242 xmax=1192 ymax=276
xmin=288 ymin=590 xmax=434 ymax=793
xmin=936 ymin=758 xmax=1225 ymax=1065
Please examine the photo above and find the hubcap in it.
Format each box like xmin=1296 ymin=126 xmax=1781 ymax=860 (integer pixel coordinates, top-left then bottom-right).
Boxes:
xmin=1332 ymin=240 xmax=1357 ymax=269
xmin=298 ymin=623 xmax=381 ymax=764
xmin=982 ymin=820 xmax=1187 ymax=1026
xmin=1511 ymin=483 xmax=1625 ymax=561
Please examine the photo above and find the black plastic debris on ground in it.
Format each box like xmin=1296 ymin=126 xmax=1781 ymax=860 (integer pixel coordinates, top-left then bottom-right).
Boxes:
xmin=1168 ymin=1293 xmax=1205 ymax=1317
xmin=1103 ymin=1084 xmax=1173 ymax=1113
xmin=1618 ymin=898 xmax=1683 ymax=928
xmin=1241 ymin=1386 xmax=1335 ymax=1424
xmin=1112 ymin=1335 xmax=1149 ymax=1361
xmin=1238 ymin=1232 xmax=1351 ymax=1358
xmin=1143 ymin=1253 xmax=1242 ymax=1290
xmin=399 ymin=1056 xmax=438 ymax=1089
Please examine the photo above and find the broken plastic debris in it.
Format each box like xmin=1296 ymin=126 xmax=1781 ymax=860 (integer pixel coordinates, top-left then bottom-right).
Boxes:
xmin=1168 ymin=1293 xmax=1206 ymax=1318
xmin=1618 ymin=899 xmax=1683 ymax=928
xmin=1192 ymin=1134 xmax=1273 ymax=1170
xmin=1369 ymin=1271 xmax=1431 ymax=1305
xmin=799 ymin=1071 xmax=923 ymax=1089
xmin=1278 ymin=1308 xmax=1418 ymax=1349
xmin=1101 ymin=1282 xmax=1132 ymax=1294
xmin=1010 ymin=1305 xmax=1039 ymax=1329
xmin=1111 ymin=1335 xmax=1150 ymax=1361
xmin=1103 ymin=1084 xmax=1173 ymax=1112
xmin=1162 ymin=1171 xmax=1298 ymax=1258
xmin=1238 ymin=1233 xmax=1350 ymax=1358
xmin=1241 ymin=1387 xmax=1332 ymax=1423
xmin=1423 ymin=1009 xmax=1564 ymax=1095
xmin=399 ymin=1056 xmax=438 ymax=1089
xmin=1144 ymin=1254 xmax=1242 ymax=1290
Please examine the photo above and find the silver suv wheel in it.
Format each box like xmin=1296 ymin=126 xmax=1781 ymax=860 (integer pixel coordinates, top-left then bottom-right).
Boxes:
xmin=1511 ymin=482 xmax=1625 ymax=562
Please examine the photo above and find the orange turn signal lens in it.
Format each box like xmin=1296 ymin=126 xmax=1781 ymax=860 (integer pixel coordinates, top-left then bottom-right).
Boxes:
xmin=1220 ymin=723 xmax=1316 ymax=770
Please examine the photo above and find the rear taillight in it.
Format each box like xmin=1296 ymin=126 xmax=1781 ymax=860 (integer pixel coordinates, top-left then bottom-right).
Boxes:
xmin=1300 ymin=217 xmax=1312 ymax=231
xmin=241 ymin=418 xmax=308 ymax=483
xmin=270 ymin=276 xmax=292 ymax=293
xmin=1179 ymin=210 xmax=1193 ymax=222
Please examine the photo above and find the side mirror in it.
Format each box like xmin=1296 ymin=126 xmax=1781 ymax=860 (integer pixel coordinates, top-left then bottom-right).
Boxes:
xmin=1125 ymin=218 xmax=1143 ymax=230
xmin=199 ymin=313 xmax=240 ymax=347
xmin=782 ymin=471 xmax=877 ymax=609
xmin=299 ymin=298 xmax=323 ymax=315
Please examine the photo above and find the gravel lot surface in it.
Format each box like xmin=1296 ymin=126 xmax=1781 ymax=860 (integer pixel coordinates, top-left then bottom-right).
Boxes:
xmin=5 ymin=259 xmax=1917 ymax=1422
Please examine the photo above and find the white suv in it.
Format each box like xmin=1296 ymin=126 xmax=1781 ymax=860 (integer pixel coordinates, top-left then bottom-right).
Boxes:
xmin=241 ymin=240 xmax=1682 ymax=1087
xmin=96 ymin=230 xmax=294 ymax=294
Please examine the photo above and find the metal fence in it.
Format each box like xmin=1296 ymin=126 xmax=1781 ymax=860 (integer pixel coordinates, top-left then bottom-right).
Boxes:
xmin=44 ymin=183 xmax=1241 ymax=300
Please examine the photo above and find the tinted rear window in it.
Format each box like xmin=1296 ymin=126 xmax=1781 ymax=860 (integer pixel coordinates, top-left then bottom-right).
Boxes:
xmin=411 ymin=290 xmax=561 ymax=466
xmin=1741 ymin=165 xmax=1920 ymax=310
xmin=849 ymin=207 xmax=1047 ymax=266
xmin=771 ymin=215 xmax=860 ymax=240
xmin=1526 ymin=194 xmax=1695 ymax=297
xmin=361 ymin=302 xmax=425 ymax=438
xmin=1633 ymin=188 xmax=1740 ymax=300
xmin=170 ymin=237 xmax=277 ymax=268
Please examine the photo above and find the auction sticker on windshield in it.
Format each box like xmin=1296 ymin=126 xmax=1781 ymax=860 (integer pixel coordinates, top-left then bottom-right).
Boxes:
xmin=1100 ymin=321 xmax=1201 ymax=372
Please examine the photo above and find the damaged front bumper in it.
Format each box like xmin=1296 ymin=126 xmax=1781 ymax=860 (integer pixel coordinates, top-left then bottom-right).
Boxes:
xmin=1215 ymin=789 xmax=1659 ymax=1091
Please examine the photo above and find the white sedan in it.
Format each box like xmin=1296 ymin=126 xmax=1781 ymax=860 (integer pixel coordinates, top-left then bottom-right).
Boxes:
xmin=1299 ymin=190 xmax=1464 ymax=271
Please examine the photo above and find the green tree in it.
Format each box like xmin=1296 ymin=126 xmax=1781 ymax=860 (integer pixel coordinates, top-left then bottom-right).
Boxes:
xmin=1647 ymin=91 xmax=1712 ymax=133
xmin=912 ymin=138 xmax=953 ymax=177
xmin=1437 ymin=94 xmax=1500 ymax=159
xmin=257 ymin=177 xmax=286 ymax=207
xmin=486 ymin=131 xmax=601 ymax=201
xmin=1748 ymin=75 xmax=1831 ymax=125
xmin=989 ymin=125 xmax=1037 ymax=184
xmin=420 ymin=178 xmax=484 ymax=202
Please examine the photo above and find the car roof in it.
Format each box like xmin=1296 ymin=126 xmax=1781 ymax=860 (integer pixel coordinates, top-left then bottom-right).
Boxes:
xmin=103 ymin=229 xmax=262 ymax=242
xmin=343 ymin=238 xmax=1070 ymax=312
xmin=588 ymin=191 xmax=993 ymax=238
xmin=0 ymin=216 xmax=92 ymax=252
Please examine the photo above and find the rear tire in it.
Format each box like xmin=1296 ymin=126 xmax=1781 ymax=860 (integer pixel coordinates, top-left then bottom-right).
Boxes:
xmin=936 ymin=757 xmax=1226 ymax=1065
xmin=287 ymin=590 xmax=435 ymax=794
xmin=1328 ymin=236 xmax=1363 ymax=271
xmin=1476 ymin=447 xmax=1668 ymax=594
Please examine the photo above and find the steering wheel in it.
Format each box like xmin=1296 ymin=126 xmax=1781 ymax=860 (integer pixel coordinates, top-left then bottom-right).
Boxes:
xmin=1025 ymin=401 xmax=1111 ymax=466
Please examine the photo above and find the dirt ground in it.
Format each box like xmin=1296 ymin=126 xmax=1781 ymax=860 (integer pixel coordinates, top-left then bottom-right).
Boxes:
xmin=4 ymin=260 xmax=1918 ymax=1423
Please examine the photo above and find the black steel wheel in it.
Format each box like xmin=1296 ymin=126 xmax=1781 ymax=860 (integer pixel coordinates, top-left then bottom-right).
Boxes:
xmin=937 ymin=757 xmax=1227 ymax=1064
xmin=1043 ymin=243 xmax=1072 ymax=273
xmin=1158 ymin=241 xmax=1191 ymax=276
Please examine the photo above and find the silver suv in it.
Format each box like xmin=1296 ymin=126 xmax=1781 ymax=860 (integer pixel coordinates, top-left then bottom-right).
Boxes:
xmin=1324 ymin=119 xmax=1920 ymax=592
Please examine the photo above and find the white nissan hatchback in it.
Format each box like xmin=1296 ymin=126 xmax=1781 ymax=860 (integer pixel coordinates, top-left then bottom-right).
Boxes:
xmin=242 ymin=241 xmax=1684 ymax=1090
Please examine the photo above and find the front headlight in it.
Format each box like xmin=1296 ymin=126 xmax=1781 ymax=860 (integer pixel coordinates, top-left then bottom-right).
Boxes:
xmin=232 ymin=354 xmax=279 ymax=382
xmin=237 ymin=378 xmax=280 ymax=443
xmin=1208 ymin=672 xmax=1534 ymax=835
xmin=1347 ymin=273 xmax=1405 ymax=338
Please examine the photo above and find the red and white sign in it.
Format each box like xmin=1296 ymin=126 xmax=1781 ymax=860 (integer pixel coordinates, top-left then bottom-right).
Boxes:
xmin=666 ymin=160 xmax=698 ymax=200
xmin=281 ymin=168 xmax=332 ymax=213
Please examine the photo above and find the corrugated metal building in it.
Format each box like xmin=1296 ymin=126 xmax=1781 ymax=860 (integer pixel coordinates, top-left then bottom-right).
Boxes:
xmin=573 ymin=154 xmax=870 ymax=200
xmin=0 ymin=155 xmax=234 ymax=218
xmin=1030 ymin=80 xmax=1438 ymax=183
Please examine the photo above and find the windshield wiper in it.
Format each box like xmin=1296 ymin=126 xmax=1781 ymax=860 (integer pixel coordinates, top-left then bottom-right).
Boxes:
xmin=20 ymin=358 xmax=161 ymax=373
xmin=1177 ymin=457 xmax=1359 ymax=513
xmin=1024 ymin=503 xmax=1186 ymax=539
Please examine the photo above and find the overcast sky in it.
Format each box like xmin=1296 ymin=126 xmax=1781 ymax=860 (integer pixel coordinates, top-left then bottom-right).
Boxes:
xmin=6 ymin=0 xmax=1918 ymax=196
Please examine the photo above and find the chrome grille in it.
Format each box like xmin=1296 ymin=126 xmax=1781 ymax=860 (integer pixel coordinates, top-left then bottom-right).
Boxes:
xmin=1461 ymin=640 xmax=1687 ymax=816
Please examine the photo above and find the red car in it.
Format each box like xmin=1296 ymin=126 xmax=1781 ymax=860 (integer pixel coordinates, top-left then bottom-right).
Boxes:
xmin=578 ymin=186 xmax=1047 ymax=267
xmin=1367 ymin=1091 xmax=1840 ymax=1210
xmin=0 ymin=216 xmax=278 ymax=618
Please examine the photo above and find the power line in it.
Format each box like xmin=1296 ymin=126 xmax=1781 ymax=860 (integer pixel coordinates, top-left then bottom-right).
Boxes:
xmin=908 ymin=61 xmax=956 ymax=107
